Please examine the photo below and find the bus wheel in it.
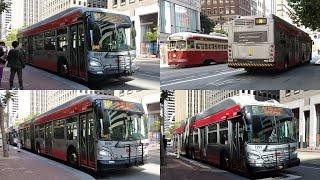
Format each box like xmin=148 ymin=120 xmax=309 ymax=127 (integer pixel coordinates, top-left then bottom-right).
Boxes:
xmin=68 ymin=150 xmax=78 ymax=167
xmin=220 ymin=155 xmax=229 ymax=170
xmin=191 ymin=151 xmax=195 ymax=160
xmin=36 ymin=144 xmax=41 ymax=154
xmin=58 ymin=61 xmax=69 ymax=77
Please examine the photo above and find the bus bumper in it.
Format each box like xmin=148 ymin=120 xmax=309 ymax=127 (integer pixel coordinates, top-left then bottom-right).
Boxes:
xmin=247 ymin=158 xmax=300 ymax=173
xmin=97 ymin=156 xmax=148 ymax=171
xmin=228 ymin=59 xmax=275 ymax=68
xmin=88 ymin=68 xmax=135 ymax=80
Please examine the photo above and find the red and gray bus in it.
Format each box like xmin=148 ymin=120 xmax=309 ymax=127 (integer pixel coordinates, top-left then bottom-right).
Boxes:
xmin=228 ymin=14 xmax=312 ymax=72
xmin=18 ymin=95 xmax=149 ymax=172
xmin=167 ymin=32 xmax=228 ymax=67
xmin=173 ymin=96 xmax=300 ymax=174
xmin=18 ymin=7 xmax=137 ymax=82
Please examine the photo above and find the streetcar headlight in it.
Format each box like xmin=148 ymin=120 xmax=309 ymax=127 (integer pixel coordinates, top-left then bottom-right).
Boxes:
xmin=99 ymin=150 xmax=111 ymax=157
xmin=89 ymin=60 xmax=102 ymax=67
xmin=247 ymin=152 xmax=260 ymax=160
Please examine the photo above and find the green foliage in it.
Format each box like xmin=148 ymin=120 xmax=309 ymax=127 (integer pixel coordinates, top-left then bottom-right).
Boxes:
xmin=287 ymin=0 xmax=320 ymax=30
xmin=4 ymin=29 xmax=18 ymax=47
xmin=214 ymin=29 xmax=228 ymax=36
xmin=0 ymin=1 xmax=10 ymax=14
xmin=201 ymin=12 xmax=215 ymax=34
xmin=165 ymin=121 xmax=180 ymax=139
xmin=145 ymin=26 xmax=159 ymax=42
xmin=151 ymin=119 xmax=161 ymax=132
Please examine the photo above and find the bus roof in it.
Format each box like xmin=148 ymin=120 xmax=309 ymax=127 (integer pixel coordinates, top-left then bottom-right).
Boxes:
xmin=18 ymin=7 xmax=128 ymax=37
xmin=233 ymin=14 xmax=310 ymax=38
xmin=196 ymin=95 xmax=286 ymax=121
xmin=168 ymin=32 xmax=228 ymax=41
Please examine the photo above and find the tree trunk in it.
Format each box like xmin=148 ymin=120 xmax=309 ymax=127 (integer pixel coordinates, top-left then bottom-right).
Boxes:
xmin=0 ymin=106 xmax=9 ymax=157
xmin=160 ymin=104 xmax=165 ymax=166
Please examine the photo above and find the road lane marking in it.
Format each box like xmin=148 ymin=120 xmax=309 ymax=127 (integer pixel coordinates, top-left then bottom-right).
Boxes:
xmin=136 ymin=73 xmax=160 ymax=79
xmin=299 ymin=165 xmax=320 ymax=170
xmin=257 ymin=173 xmax=302 ymax=180
xmin=160 ymin=69 xmax=243 ymax=87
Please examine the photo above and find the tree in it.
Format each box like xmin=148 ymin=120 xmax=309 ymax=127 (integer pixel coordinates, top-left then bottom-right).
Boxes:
xmin=160 ymin=90 xmax=169 ymax=166
xmin=287 ymin=0 xmax=320 ymax=30
xmin=0 ymin=91 xmax=13 ymax=157
xmin=5 ymin=29 xmax=18 ymax=47
xmin=145 ymin=26 xmax=160 ymax=55
xmin=200 ymin=12 xmax=215 ymax=34
xmin=0 ymin=1 xmax=10 ymax=14
xmin=214 ymin=29 xmax=228 ymax=36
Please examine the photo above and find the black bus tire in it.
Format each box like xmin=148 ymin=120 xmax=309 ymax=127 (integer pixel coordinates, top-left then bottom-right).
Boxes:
xmin=58 ymin=59 xmax=69 ymax=78
xmin=220 ymin=154 xmax=229 ymax=170
xmin=67 ymin=148 xmax=78 ymax=167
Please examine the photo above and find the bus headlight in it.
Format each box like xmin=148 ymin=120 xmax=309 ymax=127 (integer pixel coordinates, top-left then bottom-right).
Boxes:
xmin=99 ymin=149 xmax=111 ymax=157
xmin=247 ymin=152 xmax=260 ymax=160
xmin=89 ymin=60 xmax=103 ymax=67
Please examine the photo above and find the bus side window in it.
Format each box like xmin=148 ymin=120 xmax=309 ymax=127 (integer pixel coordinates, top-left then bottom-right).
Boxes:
xmin=188 ymin=41 xmax=195 ymax=49
xmin=57 ymin=28 xmax=68 ymax=51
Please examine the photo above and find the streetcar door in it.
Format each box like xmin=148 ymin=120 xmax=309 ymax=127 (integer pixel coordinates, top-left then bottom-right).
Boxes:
xmin=45 ymin=122 xmax=52 ymax=155
xmin=79 ymin=113 xmax=88 ymax=166
xmin=200 ymin=127 xmax=207 ymax=159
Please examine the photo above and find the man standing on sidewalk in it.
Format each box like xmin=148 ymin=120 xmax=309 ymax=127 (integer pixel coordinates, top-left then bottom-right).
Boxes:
xmin=7 ymin=41 xmax=26 ymax=90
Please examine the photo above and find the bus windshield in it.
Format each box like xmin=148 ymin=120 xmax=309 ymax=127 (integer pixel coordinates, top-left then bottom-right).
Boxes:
xmin=244 ymin=105 xmax=297 ymax=144
xmin=95 ymin=100 xmax=147 ymax=141
xmin=88 ymin=12 xmax=135 ymax=52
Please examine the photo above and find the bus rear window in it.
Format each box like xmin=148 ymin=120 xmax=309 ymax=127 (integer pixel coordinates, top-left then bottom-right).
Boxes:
xmin=234 ymin=31 xmax=267 ymax=43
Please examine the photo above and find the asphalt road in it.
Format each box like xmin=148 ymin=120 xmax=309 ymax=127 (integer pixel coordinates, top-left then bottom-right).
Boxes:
xmin=94 ymin=60 xmax=160 ymax=90
xmin=162 ymin=149 xmax=320 ymax=180
xmin=160 ymin=63 xmax=320 ymax=90
xmin=93 ymin=149 xmax=160 ymax=180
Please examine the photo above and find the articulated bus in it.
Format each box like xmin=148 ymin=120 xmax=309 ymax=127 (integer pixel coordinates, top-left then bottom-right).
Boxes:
xmin=228 ymin=15 xmax=312 ymax=72
xmin=167 ymin=32 xmax=228 ymax=67
xmin=173 ymin=96 xmax=300 ymax=174
xmin=18 ymin=7 xmax=137 ymax=82
xmin=18 ymin=95 xmax=149 ymax=172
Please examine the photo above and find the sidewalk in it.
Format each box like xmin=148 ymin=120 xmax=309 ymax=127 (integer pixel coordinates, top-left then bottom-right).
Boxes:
xmin=298 ymin=147 xmax=320 ymax=153
xmin=0 ymin=66 xmax=89 ymax=90
xmin=0 ymin=146 xmax=94 ymax=180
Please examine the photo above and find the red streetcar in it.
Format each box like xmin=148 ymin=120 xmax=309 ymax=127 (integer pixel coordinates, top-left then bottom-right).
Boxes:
xmin=167 ymin=32 xmax=228 ymax=67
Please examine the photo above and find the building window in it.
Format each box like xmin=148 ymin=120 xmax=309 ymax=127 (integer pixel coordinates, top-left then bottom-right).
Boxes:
xmin=121 ymin=0 xmax=125 ymax=4
xmin=294 ymin=90 xmax=300 ymax=94
xmin=285 ymin=90 xmax=291 ymax=96
xmin=129 ymin=0 xmax=135 ymax=3
xmin=113 ymin=0 xmax=117 ymax=6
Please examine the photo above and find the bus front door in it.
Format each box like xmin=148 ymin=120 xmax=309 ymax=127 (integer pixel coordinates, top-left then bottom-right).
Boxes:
xmin=70 ymin=24 xmax=87 ymax=79
xmin=79 ymin=112 xmax=96 ymax=169
xmin=45 ymin=122 xmax=52 ymax=155
xmin=231 ymin=120 xmax=245 ymax=170
xmin=200 ymin=127 xmax=207 ymax=160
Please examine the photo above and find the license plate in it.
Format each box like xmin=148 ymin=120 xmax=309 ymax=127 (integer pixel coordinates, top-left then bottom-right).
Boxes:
xmin=248 ymin=48 xmax=253 ymax=56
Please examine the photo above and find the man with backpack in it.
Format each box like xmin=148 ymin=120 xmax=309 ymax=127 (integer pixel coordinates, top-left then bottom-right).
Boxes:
xmin=7 ymin=41 xmax=26 ymax=90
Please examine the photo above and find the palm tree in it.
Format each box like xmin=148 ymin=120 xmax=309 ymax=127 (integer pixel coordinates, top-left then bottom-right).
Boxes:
xmin=0 ymin=91 xmax=13 ymax=157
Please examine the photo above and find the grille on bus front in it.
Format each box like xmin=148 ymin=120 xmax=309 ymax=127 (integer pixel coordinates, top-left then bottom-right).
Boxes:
xmin=261 ymin=151 xmax=290 ymax=164
xmin=234 ymin=19 xmax=255 ymax=26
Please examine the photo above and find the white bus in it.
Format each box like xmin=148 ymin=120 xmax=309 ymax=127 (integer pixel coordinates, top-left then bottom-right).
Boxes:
xmin=228 ymin=14 xmax=312 ymax=72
